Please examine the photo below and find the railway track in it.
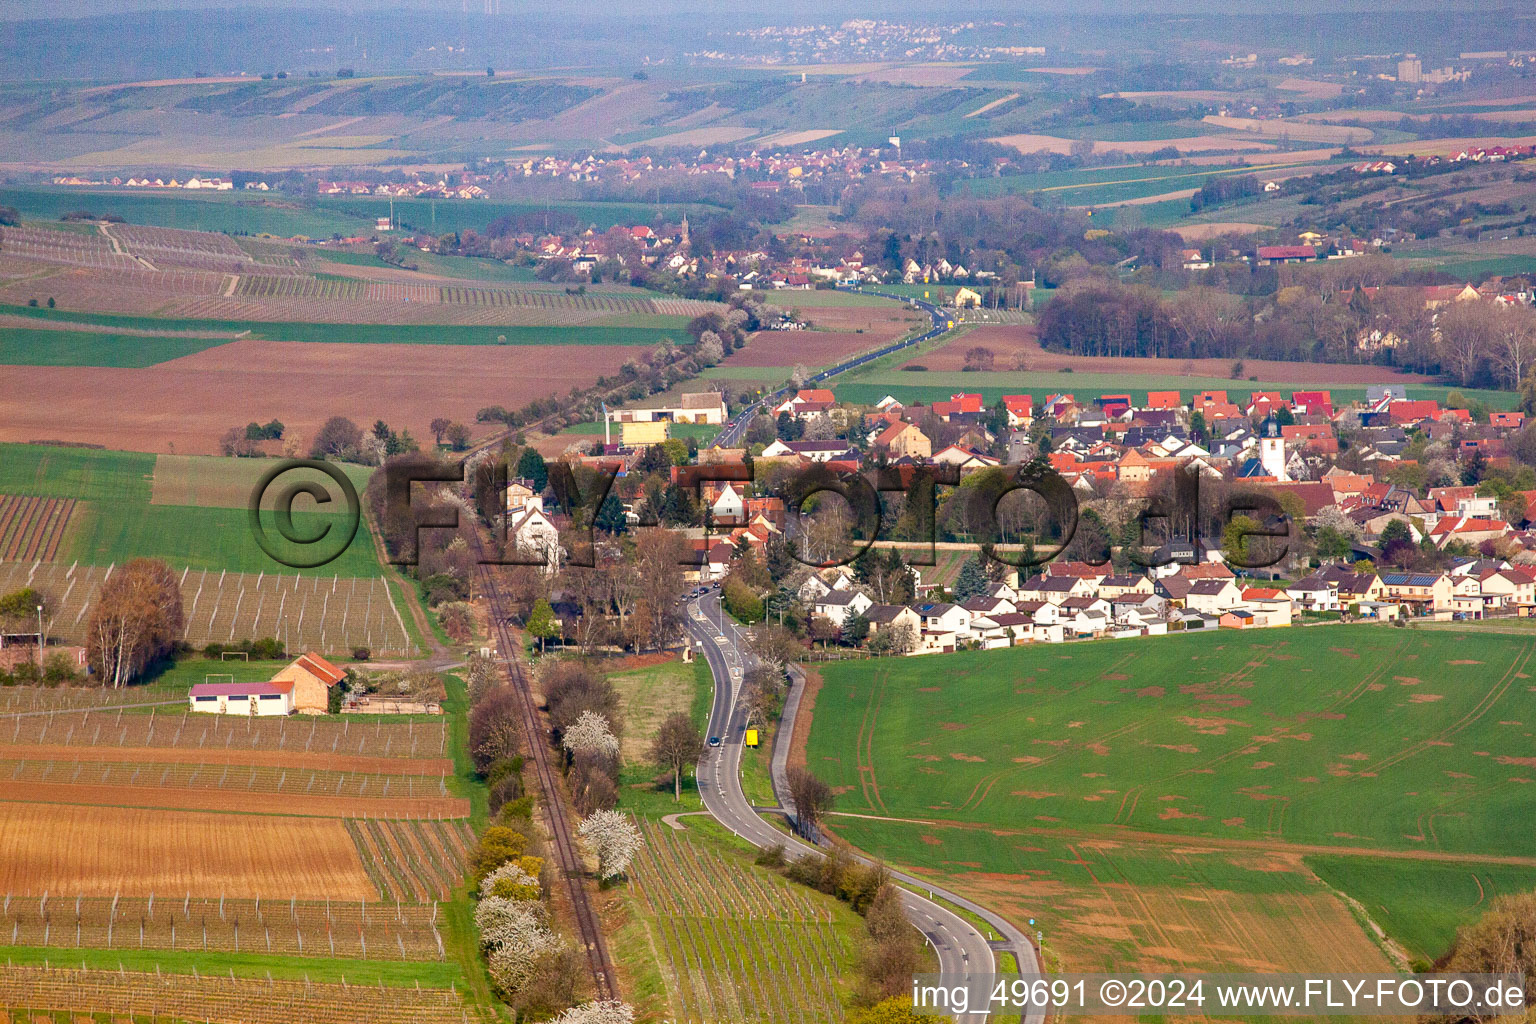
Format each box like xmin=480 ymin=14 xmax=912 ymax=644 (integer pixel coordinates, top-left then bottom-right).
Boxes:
xmin=470 ymin=538 xmax=616 ymax=1002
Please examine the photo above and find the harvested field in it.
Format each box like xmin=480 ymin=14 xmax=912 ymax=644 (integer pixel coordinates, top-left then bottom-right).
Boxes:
xmin=0 ymin=709 xmax=446 ymax=760
xmin=0 ymin=965 xmax=468 ymax=1024
xmin=0 ymin=758 xmax=449 ymax=799
xmin=0 ymin=779 xmax=465 ymax=818
xmin=902 ymin=324 xmax=1437 ymax=386
xmin=0 ymin=742 xmax=452 ymax=776
xmin=150 ymin=454 xmax=371 ymax=509
xmin=991 ymin=133 xmax=1276 ymax=156
xmin=0 ymin=495 xmax=74 ymax=560
xmin=0 ymin=338 xmax=637 ymax=454
xmin=1173 ymin=222 xmax=1273 ymax=239
xmin=1202 ymin=115 xmax=1372 ymax=144
xmin=0 ymin=802 xmax=376 ymax=899
xmin=0 ymin=563 xmax=414 ymax=659
xmin=854 ymin=64 xmax=977 ymax=85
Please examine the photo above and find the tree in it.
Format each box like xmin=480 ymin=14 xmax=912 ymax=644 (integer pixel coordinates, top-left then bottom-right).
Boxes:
xmin=786 ymin=765 xmax=833 ymax=828
xmin=577 ymin=808 xmax=642 ymax=881
xmin=1438 ymin=890 xmax=1536 ymax=1008
xmin=516 ymin=448 xmax=549 ymax=492
xmin=549 ymin=1002 xmax=636 ymax=1024
xmin=445 ymin=423 xmax=471 ymax=451
xmin=85 ymin=558 xmax=183 ymax=687
xmin=526 ymin=598 xmax=559 ymax=652
xmin=650 ymin=712 xmax=704 ymax=800
xmin=429 ymin=418 xmax=452 ymax=446
xmin=842 ymin=612 xmax=870 ymax=647
xmin=746 ymin=622 xmax=803 ymax=671
xmin=595 ymin=493 xmax=627 ymax=535
xmin=952 ymin=554 xmax=988 ymax=601
xmin=310 ymin=416 xmax=363 ymax=460
xmin=1221 ymin=514 xmax=1262 ymax=567
xmin=0 ymin=587 xmax=46 ymax=644
xmin=562 ymin=710 xmax=620 ymax=760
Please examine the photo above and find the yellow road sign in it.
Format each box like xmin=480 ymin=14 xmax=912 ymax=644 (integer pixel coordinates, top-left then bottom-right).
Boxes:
xmin=745 ymin=728 xmax=759 ymax=747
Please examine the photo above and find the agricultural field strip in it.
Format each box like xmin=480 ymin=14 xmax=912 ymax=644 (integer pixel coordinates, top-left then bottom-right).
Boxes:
xmin=0 ymin=965 xmax=475 ymax=1024
xmin=0 ymin=563 xmax=413 ymax=659
xmin=0 ymin=708 xmax=446 ymax=760
xmin=0 ymin=495 xmax=74 ymax=561
xmin=0 ymin=893 xmax=446 ymax=961
xmin=343 ymin=819 xmax=471 ymax=903
xmin=629 ymin=820 xmax=849 ymax=1024
xmin=0 ymin=758 xmax=448 ymax=799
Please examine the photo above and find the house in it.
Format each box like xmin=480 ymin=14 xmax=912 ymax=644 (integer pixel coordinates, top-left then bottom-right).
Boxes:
xmin=812 ymin=588 xmax=874 ymax=627
xmin=930 ymin=445 xmax=1000 ymax=473
xmin=710 ymin=483 xmax=746 ymax=525
xmin=1477 ymin=567 xmax=1536 ymax=611
xmin=1185 ymin=579 xmax=1244 ymax=614
xmin=759 ymin=439 xmax=855 ymax=463
xmin=608 ymin=392 xmax=727 ymax=425
xmin=1379 ymin=572 xmax=1454 ymax=612
xmin=865 ymin=604 xmax=921 ymax=640
xmin=271 ymin=652 xmax=346 ymax=714
xmin=873 ymin=420 xmax=931 ymax=459
xmin=916 ymin=602 xmax=972 ymax=637
xmin=772 ymin=388 xmax=836 ymax=418
xmin=797 ymin=566 xmax=855 ymax=602
xmin=189 ymin=680 xmax=294 ymax=716
xmin=1096 ymin=575 xmax=1153 ymax=600
xmin=1427 ymin=515 xmax=1510 ymax=549
xmin=1286 ymin=574 xmax=1339 ymax=612
xmin=1256 ymin=245 xmax=1317 ymax=265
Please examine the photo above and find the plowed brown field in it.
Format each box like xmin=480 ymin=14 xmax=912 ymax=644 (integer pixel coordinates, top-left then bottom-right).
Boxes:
xmin=0 ymin=339 xmax=636 ymax=454
xmin=0 ymin=802 xmax=376 ymax=899
xmin=0 ymin=742 xmax=453 ymax=775
xmin=0 ymin=780 xmax=466 ymax=818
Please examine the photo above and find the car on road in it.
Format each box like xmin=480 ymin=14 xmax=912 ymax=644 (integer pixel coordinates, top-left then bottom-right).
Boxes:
xmin=708 ymin=736 xmax=721 ymax=747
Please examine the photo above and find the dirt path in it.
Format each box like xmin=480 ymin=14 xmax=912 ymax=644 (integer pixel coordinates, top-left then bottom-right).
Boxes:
xmin=931 ymin=819 xmax=1536 ymax=868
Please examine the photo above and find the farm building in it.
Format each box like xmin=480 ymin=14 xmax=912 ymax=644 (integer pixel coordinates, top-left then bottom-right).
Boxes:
xmin=271 ymin=652 xmax=347 ymax=714
xmin=188 ymin=680 xmax=295 ymax=716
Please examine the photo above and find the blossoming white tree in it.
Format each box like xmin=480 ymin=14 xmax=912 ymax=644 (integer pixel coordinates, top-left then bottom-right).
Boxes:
xmin=475 ymin=896 xmax=562 ymax=993
xmin=479 ymin=859 xmax=542 ymax=902
xmin=561 ymin=710 xmax=620 ymax=759
xmin=576 ymin=808 xmax=642 ymax=881
xmin=549 ymin=1000 xmax=636 ymax=1024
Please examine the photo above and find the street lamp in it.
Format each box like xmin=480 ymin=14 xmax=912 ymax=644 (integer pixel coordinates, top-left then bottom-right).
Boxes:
xmin=35 ymin=605 xmax=43 ymax=668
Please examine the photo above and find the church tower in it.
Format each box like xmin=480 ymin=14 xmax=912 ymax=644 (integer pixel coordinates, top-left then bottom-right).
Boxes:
xmin=1259 ymin=416 xmax=1289 ymax=482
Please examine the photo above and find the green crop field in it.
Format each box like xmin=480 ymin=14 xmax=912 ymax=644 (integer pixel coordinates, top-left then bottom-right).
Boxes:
xmin=806 ymin=626 xmax=1536 ymax=968
xmin=0 ymin=327 xmax=232 ymax=367
xmin=0 ymin=188 xmax=365 ymax=238
xmin=0 ymin=443 xmax=384 ymax=577
xmin=314 ymin=196 xmax=725 ymax=235
xmin=952 ymin=161 xmax=1287 ymax=201
xmin=828 ymin=372 xmax=1518 ymax=411
xmin=0 ymin=305 xmax=686 ymax=347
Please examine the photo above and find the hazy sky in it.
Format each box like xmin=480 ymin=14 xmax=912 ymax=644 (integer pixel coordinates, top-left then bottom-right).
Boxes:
xmin=0 ymin=0 xmax=1490 ymax=19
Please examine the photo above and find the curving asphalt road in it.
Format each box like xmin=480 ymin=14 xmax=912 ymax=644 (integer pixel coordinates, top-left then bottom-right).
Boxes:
xmin=684 ymin=589 xmax=1045 ymax=1023
xmin=712 ymin=286 xmax=951 ymax=449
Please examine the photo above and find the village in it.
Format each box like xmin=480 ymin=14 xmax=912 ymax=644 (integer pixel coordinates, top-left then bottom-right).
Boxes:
xmin=489 ymin=367 xmax=1536 ymax=661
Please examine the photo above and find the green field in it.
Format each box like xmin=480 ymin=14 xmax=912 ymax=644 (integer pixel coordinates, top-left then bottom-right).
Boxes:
xmin=829 ymin=371 xmax=1518 ymax=411
xmin=952 ymin=161 xmax=1302 ymax=202
xmin=0 ymin=327 xmax=231 ymax=367
xmin=313 ymin=248 xmax=540 ymax=282
xmin=0 ymin=304 xmax=685 ymax=347
xmin=0 ymin=188 xmax=722 ymax=240
xmin=559 ymin=420 xmax=720 ymax=440
xmin=756 ymin=289 xmax=897 ymax=307
xmin=1 ymin=443 xmax=383 ymax=576
xmin=0 ymin=188 xmax=364 ymax=238
xmin=806 ymin=626 xmax=1536 ymax=965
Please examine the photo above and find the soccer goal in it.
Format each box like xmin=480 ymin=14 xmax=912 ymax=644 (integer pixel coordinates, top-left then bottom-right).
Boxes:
xmin=220 ymin=651 xmax=249 ymax=661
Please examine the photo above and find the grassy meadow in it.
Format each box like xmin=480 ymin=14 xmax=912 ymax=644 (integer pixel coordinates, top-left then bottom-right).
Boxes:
xmin=805 ymin=625 xmax=1536 ymax=966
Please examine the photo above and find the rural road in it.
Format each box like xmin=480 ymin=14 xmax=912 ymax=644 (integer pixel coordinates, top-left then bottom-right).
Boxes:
xmin=711 ymin=286 xmax=951 ymax=449
xmin=685 ymin=589 xmax=1045 ymax=1023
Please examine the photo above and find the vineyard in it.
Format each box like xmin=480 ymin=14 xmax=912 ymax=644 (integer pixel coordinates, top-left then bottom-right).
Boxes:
xmin=344 ymin=819 xmax=476 ymax=902
xmin=0 ymin=562 xmax=416 ymax=659
xmin=0 ymin=758 xmax=450 ymax=800
xmin=630 ymin=821 xmax=855 ymax=1024
xmin=0 ymin=706 xmax=447 ymax=760
xmin=0 ymin=966 xmax=478 ymax=1024
xmin=0 ymin=496 xmax=74 ymax=561
xmin=0 ymin=894 xmax=446 ymax=961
